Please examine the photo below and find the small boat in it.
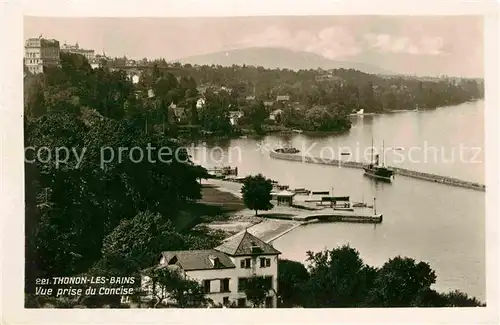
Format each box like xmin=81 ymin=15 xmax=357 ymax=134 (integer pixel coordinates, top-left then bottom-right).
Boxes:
xmin=292 ymin=129 xmax=303 ymax=134
xmin=341 ymin=152 xmax=351 ymax=156
xmin=274 ymin=147 xmax=300 ymax=154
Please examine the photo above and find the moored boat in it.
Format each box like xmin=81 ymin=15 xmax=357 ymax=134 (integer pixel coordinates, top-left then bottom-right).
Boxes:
xmin=274 ymin=147 xmax=300 ymax=154
xmin=363 ymin=160 xmax=394 ymax=181
xmin=363 ymin=139 xmax=394 ymax=181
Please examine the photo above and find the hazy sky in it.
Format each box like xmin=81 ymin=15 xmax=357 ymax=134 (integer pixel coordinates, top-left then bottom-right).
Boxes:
xmin=24 ymin=16 xmax=484 ymax=77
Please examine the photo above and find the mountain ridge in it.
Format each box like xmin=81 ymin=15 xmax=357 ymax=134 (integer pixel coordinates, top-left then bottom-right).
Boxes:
xmin=175 ymin=47 xmax=395 ymax=75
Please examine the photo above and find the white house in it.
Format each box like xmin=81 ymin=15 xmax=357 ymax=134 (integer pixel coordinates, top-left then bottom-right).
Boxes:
xmin=276 ymin=95 xmax=290 ymax=102
xmin=196 ymin=98 xmax=206 ymax=109
xmin=228 ymin=111 xmax=244 ymax=126
xmin=269 ymin=109 xmax=284 ymax=121
xmin=142 ymin=230 xmax=281 ymax=308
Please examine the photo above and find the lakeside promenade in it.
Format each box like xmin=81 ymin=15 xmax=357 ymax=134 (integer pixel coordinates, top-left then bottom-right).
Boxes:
xmin=203 ymin=179 xmax=381 ymax=245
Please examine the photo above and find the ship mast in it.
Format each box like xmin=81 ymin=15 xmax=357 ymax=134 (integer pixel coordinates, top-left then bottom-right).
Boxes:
xmin=382 ymin=140 xmax=385 ymax=167
xmin=371 ymin=137 xmax=374 ymax=165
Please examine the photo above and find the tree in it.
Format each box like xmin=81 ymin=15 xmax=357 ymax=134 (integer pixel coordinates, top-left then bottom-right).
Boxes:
xmin=24 ymin=112 xmax=204 ymax=283
xmin=199 ymin=90 xmax=233 ymax=135
xmin=24 ymin=79 xmax=47 ymax=118
xmin=242 ymin=275 xmax=272 ymax=308
xmin=366 ymin=256 xmax=437 ymax=307
xmin=99 ymin=211 xmax=189 ymax=273
xmin=144 ymin=266 xmax=211 ymax=308
xmin=189 ymin=100 xmax=199 ymax=125
xmin=442 ymin=290 xmax=485 ymax=307
xmin=275 ymin=246 xmax=484 ymax=308
xmin=302 ymin=105 xmax=350 ymax=132
xmin=303 ymin=245 xmax=374 ymax=307
xmin=249 ymin=101 xmax=268 ymax=133
xmin=241 ymin=174 xmax=274 ymax=216
xmin=277 ymin=259 xmax=310 ymax=307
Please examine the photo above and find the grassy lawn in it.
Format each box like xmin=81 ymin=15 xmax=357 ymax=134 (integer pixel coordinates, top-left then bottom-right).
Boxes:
xmin=173 ymin=184 xmax=246 ymax=231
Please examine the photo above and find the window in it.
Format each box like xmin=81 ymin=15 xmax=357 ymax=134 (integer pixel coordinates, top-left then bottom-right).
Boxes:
xmin=220 ymin=278 xmax=230 ymax=292
xmin=260 ymin=257 xmax=271 ymax=268
xmin=240 ymin=258 xmax=251 ymax=269
xmin=237 ymin=298 xmax=246 ymax=307
xmin=203 ymin=280 xmax=211 ymax=293
xmin=223 ymin=297 xmax=229 ymax=305
xmin=238 ymin=278 xmax=248 ymax=292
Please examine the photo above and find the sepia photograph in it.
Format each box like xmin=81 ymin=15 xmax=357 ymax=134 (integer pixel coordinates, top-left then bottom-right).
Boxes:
xmin=1 ymin=1 xmax=499 ymax=324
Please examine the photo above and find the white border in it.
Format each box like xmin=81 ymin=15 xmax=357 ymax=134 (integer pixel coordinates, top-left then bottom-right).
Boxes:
xmin=1 ymin=1 xmax=499 ymax=324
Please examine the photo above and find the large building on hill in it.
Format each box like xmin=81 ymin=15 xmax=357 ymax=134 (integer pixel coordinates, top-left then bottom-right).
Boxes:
xmin=60 ymin=42 xmax=95 ymax=62
xmin=141 ymin=230 xmax=281 ymax=308
xmin=24 ymin=37 xmax=61 ymax=74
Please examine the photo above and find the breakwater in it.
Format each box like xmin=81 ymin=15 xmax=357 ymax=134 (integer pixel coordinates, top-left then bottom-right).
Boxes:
xmin=269 ymin=151 xmax=486 ymax=192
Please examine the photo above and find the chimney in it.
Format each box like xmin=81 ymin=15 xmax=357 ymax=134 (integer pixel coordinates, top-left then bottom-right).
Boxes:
xmin=208 ymin=255 xmax=220 ymax=268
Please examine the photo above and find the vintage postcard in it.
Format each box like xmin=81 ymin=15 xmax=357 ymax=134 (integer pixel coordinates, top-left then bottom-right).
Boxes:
xmin=1 ymin=0 xmax=499 ymax=324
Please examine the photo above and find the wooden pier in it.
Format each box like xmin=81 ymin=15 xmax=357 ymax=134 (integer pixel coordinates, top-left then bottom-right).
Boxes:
xmin=269 ymin=151 xmax=485 ymax=192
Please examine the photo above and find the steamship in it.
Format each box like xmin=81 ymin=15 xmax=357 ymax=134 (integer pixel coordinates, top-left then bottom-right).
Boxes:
xmin=363 ymin=140 xmax=394 ymax=181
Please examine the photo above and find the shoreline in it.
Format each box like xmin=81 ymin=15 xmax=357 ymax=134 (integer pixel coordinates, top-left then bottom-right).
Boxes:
xmin=200 ymin=179 xmax=383 ymax=244
xmin=180 ymin=99 xmax=484 ymax=143
xmin=201 ymin=179 xmax=304 ymax=243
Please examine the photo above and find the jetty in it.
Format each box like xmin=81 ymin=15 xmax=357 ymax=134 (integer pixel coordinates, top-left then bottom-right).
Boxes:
xmin=262 ymin=210 xmax=382 ymax=224
xmin=269 ymin=151 xmax=486 ymax=192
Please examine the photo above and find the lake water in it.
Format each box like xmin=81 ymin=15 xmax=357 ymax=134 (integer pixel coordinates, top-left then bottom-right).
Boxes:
xmin=190 ymin=100 xmax=486 ymax=302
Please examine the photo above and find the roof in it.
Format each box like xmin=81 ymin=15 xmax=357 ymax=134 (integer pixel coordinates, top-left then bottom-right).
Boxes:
xmin=276 ymin=190 xmax=296 ymax=197
xmin=160 ymin=249 xmax=235 ymax=271
xmin=276 ymin=95 xmax=290 ymax=101
xmin=246 ymin=95 xmax=256 ymax=100
xmin=214 ymin=230 xmax=281 ymax=256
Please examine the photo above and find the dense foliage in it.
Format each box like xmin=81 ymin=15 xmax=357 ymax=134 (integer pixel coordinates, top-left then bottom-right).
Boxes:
xmin=242 ymin=275 xmax=273 ymax=307
xmin=143 ymin=266 xmax=211 ymax=308
xmin=278 ymin=245 xmax=485 ymax=308
xmin=106 ymin=58 xmax=483 ymax=112
xmin=277 ymin=259 xmax=310 ymax=307
xmin=26 ymin=54 xmax=484 ymax=139
xmin=23 ymin=53 xmax=221 ymax=307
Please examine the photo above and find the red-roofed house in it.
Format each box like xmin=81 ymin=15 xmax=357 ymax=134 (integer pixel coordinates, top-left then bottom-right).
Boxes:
xmin=142 ymin=230 xmax=281 ymax=308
